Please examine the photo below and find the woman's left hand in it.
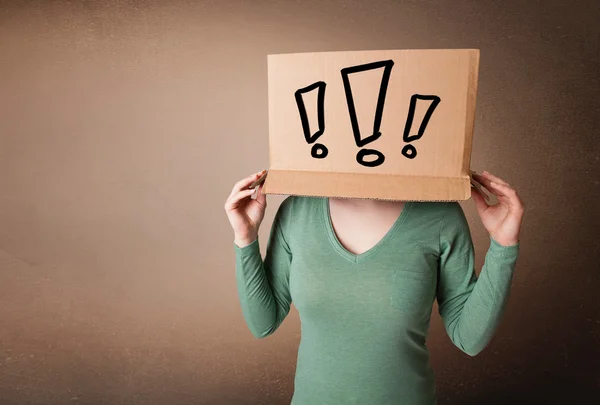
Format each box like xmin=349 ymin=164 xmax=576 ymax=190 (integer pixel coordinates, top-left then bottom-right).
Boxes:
xmin=471 ymin=170 xmax=525 ymax=247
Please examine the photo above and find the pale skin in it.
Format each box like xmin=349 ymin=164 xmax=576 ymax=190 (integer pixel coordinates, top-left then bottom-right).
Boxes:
xmin=224 ymin=170 xmax=524 ymax=251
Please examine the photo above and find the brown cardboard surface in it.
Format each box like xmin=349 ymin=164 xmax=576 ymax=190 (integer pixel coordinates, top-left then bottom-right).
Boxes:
xmin=262 ymin=49 xmax=480 ymax=201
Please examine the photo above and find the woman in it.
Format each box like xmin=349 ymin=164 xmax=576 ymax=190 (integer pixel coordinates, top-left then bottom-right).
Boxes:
xmin=224 ymin=169 xmax=524 ymax=405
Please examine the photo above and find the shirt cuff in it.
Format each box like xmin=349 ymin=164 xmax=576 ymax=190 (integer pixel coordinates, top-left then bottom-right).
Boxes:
xmin=234 ymin=237 xmax=260 ymax=258
xmin=487 ymin=236 xmax=520 ymax=260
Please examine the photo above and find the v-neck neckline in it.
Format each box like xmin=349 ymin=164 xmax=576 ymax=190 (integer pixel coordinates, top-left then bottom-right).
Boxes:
xmin=321 ymin=197 xmax=413 ymax=264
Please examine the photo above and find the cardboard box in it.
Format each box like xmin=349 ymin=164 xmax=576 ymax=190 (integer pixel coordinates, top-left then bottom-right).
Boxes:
xmin=261 ymin=49 xmax=480 ymax=201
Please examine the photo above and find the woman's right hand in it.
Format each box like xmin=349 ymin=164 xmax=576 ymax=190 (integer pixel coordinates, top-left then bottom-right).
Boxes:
xmin=224 ymin=170 xmax=267 ymax=247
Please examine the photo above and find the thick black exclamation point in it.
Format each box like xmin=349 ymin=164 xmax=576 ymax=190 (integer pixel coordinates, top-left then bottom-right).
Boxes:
xmin=401 ymin=94 xmax=441 ymax=159
xmin=294 ymin=81 xmax=328 ymax=159
xmin=341 ymin=60 xmax=394 ymax=168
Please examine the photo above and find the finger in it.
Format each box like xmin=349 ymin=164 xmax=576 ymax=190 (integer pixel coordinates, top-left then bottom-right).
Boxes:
xmin=481 ymin=170 xmax=510 ymax=186
xmin=472 ymin=170 xmax=508 ymax=186
xmin=254 ymin=182 xmax=267 ymax=206
xmin=488 ymin=181 xmax=523 ymax=211
xmin=225 ymin=188 xmax=256 ymax=210
xmin=470 ymin=178 xmax=490 ymax=202
xmin=486 ymin=181 xmax=509 ymax=197
xmin=229 ymin=170 xmax=266 ymax=198
xmin=237 ymin=170 xmax=265 ymax=191
xmin=471 ymin=184 xmax=490 ymax=214
xmin=471 ymin=173 xmax=507 ymax=198
xmin=226 ymin=188 xmax=256 ymax=211
xmin=249 ymin=170 xmax=268 ymax=190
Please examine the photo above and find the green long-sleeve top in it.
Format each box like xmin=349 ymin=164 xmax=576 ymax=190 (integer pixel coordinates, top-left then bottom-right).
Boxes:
xmin=234 ymin=196 xmax=520 ymax=405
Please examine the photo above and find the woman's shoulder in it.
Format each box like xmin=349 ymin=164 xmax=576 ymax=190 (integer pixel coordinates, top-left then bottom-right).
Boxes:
xmin=410 ymin=200 xmax=462 ymax=215
xmin=271 ymin=196 xmax=322 ymax=240
xmin=278 ymin=195 xmax=321 ymax=214
xmin=408 ymin=200 xmax=469 ymax=228
xmin=415 ymin=200 xmax=470 ymax=230
xmin=274 ymin=195 xmax=322 ymax=221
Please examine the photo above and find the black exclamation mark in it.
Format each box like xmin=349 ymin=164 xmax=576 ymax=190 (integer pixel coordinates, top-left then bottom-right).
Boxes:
xmin=341 ymin=60 xmax=394 ymax=168
xmin=401 ymin=94 xmax=441 ymax=159
xmin=294 ymin=81 xmax=328 ymax=159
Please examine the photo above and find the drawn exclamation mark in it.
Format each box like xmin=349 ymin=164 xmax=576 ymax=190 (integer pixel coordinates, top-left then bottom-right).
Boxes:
xmin=294 ymin=81 xmax=328 ymax=159
xmin=401 ymin=94 xmax=441 ymax=159
xmin=341 ymin=60 xmax=394 ymax=168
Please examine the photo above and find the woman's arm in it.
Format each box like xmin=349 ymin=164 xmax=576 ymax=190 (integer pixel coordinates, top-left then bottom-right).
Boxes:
xmin=436 ymin=202 xmax=520 ymax=356
xmin=233 ymin=197 xmax=293 ymax=339
xmin=437 ymin=170 xmax=524 ymax=356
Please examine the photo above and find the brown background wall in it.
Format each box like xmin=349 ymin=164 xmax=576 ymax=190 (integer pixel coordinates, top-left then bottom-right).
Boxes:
xmin=1 ymin=0 xmax=598 ymax=404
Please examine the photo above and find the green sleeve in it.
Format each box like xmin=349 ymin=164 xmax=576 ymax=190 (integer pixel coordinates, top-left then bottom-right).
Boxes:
xmin=233 ymin=197 xmax=293 ymax=339
xmin=437 ymin=202 xmax=520 ymax=356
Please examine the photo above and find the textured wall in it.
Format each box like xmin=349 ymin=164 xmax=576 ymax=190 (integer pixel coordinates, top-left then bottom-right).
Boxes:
xmin=1 ymin=0 xmax=598 ymax=404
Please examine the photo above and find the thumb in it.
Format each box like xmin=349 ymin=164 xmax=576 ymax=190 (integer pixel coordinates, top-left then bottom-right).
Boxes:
xmin=255 ymin=182 xmax=267 ymax=207
xmin=471 ymin=185 xmax=489 ymax=215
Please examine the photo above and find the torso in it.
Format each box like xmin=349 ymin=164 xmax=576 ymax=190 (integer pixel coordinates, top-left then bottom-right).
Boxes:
xmin=287 ymin=196 xmax=439 ymax=404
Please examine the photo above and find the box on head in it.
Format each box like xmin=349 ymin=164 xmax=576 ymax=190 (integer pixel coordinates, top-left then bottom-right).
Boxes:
xmin=259 ymin=49 xmax=482 ymax=202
